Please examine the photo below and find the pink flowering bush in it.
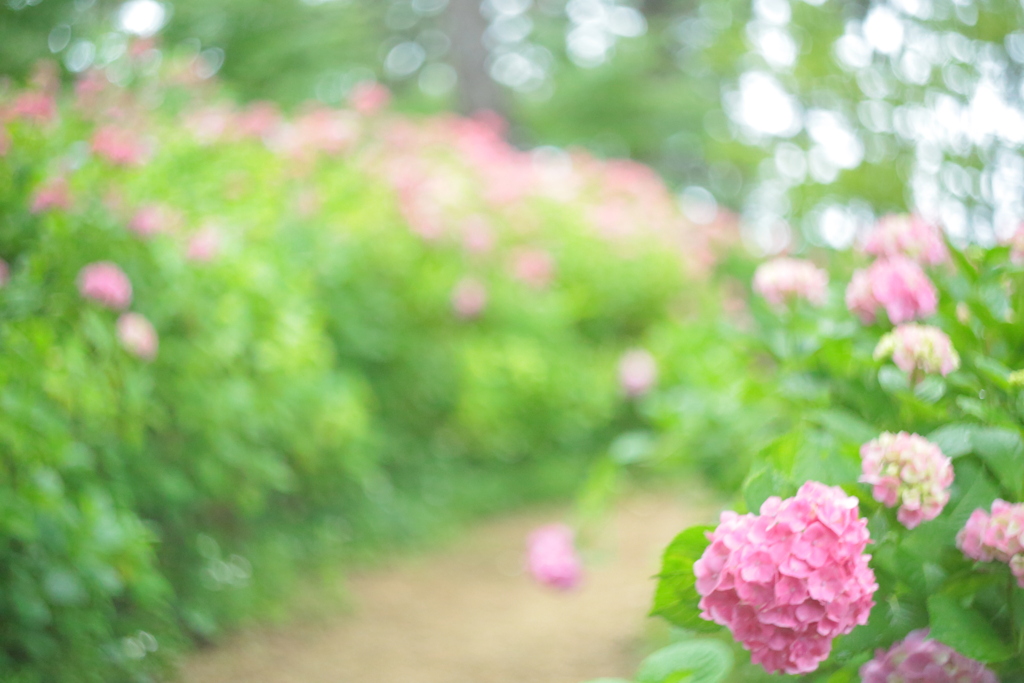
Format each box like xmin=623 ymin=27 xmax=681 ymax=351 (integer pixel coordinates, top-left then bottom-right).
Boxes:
xmin=873 ymin=324 xmax=960 ymax=377
xmin=860 ymin=432 xmax=953 ymax=529
xmin=692 ymin=482 xmax=876 ymax=674
xmin=526 ymin=524 xmax=583 ymax=590
xmin=77 ymin=262 xmax=133 ymax=310
xmin=845 ymin=257 xmax=938 ymax=324
xmin=752 ymin=257 xmax=828 ymax=308
xmin=860 ymin=629 xmax=998 ymax=682
xmin=862 ymin=214 xmax=950 ymax=265
xmin=618 ymin=348 xmax=657 ymax=398
xmin=957 ymin=500 xmax=1024 ymax=587
xmin=117 ymin=312 xmax=159 ymax=361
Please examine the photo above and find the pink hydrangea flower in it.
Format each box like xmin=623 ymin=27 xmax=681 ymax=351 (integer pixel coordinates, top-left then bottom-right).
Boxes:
xmin=0 ymin=258 xmax=9 ymax=287
xmin=30 ymin=176 xmax=72 ymax=213
xmin=451 ymin=277 xmax=487 ymax=319
xmin=873 ymin=324 xmax=960 ymax=377
xmin=845 ymin=257 xmax=938 ymax=324
xmin=752 ymin=257 xmax=828 ymax=308
xmin=511 ymin=248 xmax=555 ymax=289
xmin=78 ymin=262 xmax=132 ymax=310
xmin=526 ymin=524 xmax=583 ymax=590
xmin=862 ymin=214 xmax=950 ymax=265
xmin=91 ymin=126 xmax=149 ymax=166
xmin=694 ymin=481 xmax=877 ymax=675
xmin=350 ymin=81 xmax=391 ymax=115
xmin=957 ymin=499 xmax=1024 ymax=587
xmin=187 ymin=227 xmax=221 ymax=263
xmin=618 ymin=348 xmax=657 ymax=398
xmin=860 ymin=432 xmax=953 ymax=529
xmin=7 ymin=92 xmax=56 ymax=125
xmin=117 ymin=312 xmax=158 ymax=361
xmin=860 ymin=629 xmax=997 ymax=682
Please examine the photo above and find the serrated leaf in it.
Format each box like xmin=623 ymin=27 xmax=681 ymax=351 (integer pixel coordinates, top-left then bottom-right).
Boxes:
xmin=635 ymin=640 xmax=733 ymax=683
xmin=650 ymin=526 xmax=719 ymax=632
xmin=927 ymin=595 xmax=1015 ymax=663
xmin=927 ymin=423 xmax=976 ymax=458
xmin=970 ymin=427 xmax=1024 ymax=498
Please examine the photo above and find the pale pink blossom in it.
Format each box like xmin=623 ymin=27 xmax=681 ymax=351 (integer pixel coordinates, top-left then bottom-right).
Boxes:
xmin=526 ymin=524 xmax=582 ymax=590
xmin=30 ymin=177 xmax=72 ymax=213
xmin=78 ymin=262 xmax=132 ymax=310
xmin=873 ymin=324 xmax=960 ymax=377
xmin=7 ymin=92 xmax=56 ymax=125
xmin=845 ymin=257 xmax=938 ymax=324
xmin=129 ymin=204 xmax=178 ymax=238
xmin=618 ymin=349 xmax=657 ymax=398
xmin=862 ymin=214 xmax=949 ymax=265
xmin=511 ymin=248 xmax=555 ymax=289
xmin=957 ymin=499 xmax=1024 ymax=586
xmin=187 ymin=227 xmax=221 ymax=263
xmin=860 ymin=432 xmax=953 ymax=529
xmin=694 ymin=481 xmax=876 ymax=675
xmin=451 ymin=277 xmax=487 ymax=319
xmin=860 ymin=629 xmax=997 ymax=682
xmin=350 ymin=81 xmax=391 ymax=115
xmin=117 ymin=312 xmax=158 ymax=361
xmin=752 ymin=257 xmax=828 ymax=307
xmin=461 ymin=216 xmax=495 ymax=255
xmin=91 ymin=126 xmax=149 ymax=166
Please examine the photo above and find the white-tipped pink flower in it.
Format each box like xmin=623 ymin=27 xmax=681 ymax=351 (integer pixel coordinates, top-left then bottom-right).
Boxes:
xmin=117 ymin=312 xmax=158 ymax=361
xmin=873 ymin=324 xmax=960 ymax=377
xmin=860 ymin=432 xmax=953 ymax=529
xmin=845 ymin=257 xmax=938 ymax=324
xmin=957 ymin=499 xmax=1024 ymax=587
xmin=618 ymin=349 xmax=657 ymax=398
xmin=511 ymin=248 xmax=555 ymax=289
xmin=526 ymin=524 xmax=583 ymax=590
xmin=860 ymin=629 xmax=997 ymax=683
xmin=752 ymin=257 xmax=828 ymax=308
xmin=694 ymin=481 xmax=877 ymax=675
xmin=862 ymin=214 xmax=949 ymax=265
xmin=78 ymin=262 xmax=132 ymax=310
xmin=451 ymin=277 xmax=487 ymax=319
xmin=187 ymin=227 xmax=221 ymax=263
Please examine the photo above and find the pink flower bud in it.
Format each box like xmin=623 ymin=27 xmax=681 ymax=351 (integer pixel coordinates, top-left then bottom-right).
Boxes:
xmin=694 ymin=481 xmax=877 ymax=675
xmin=860 ymin=432 xmax=953 ymax=529
xmin=873 ymin=324 xmax=960 ymax=376
xmin=451 ymin=277 xmax=487 ymax=319
xmin=78 ymin=262 xmax=132 ymax=310
xmin=117 ymin=312 xmax=158 ymax=361
xmin=752 ymin=257 xmax=828 ymax=308
xmin=845 ymin=257 xmax=938 ymax=324
xmin=526 ymin=524 xmax=583 ymax=590
xmin=862 ymin=214 xmax=949 ymax=265
xmin=618 ymin=349 xmax=657 ymax=398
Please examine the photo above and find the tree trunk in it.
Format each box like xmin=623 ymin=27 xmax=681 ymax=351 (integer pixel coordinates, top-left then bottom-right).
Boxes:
xmin=444 ymin=0 xmax=506 ymax=117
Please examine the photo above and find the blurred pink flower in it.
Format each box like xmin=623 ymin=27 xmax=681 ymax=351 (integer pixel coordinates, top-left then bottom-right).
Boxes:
xmin=862 ymin=214 xmax=949 ymax=265
xmin=7 ymin=91 xmax=56 ymax=125
xmin=526 ymin=524 xmax=582 ymax=590
xmin=451 ymin=277 xmax=487 ymax=319
xmin=129 ymin=204 xmax=178 ymax=238
xmin=845 ymin=257 xmax=938 ymax=324
xmin=350 ymin=81 xmax=391 ymax=115
xmin=117 ymin=312 xmax=158 ymax=361
xmin=30 ymin=177 xmax=72 ymax=213
xmin=0 ymin=258 xmax=9 ymax=287
xmin=187 ymin=227 xmax=221 ymax=263
xmin=694 ymin=481 xmax=876 ymax=675
xmin=618 ymin=349 xmax=657 ymax=398
xmin=860 ymin=629 xmax=997 ymax=683
xmin=752 ymin=257 xmax=828 ymax=308
xmin=511 ymin=248 xmax=555 ymax=289
xmin=78 ymin=262 xmax=132 ymax=310
xmin=860 ymin=432 xmax=953 ymax=529
xmin=461 ymin=216 xmax=495 ymax=255
xmin=235 ymin=101 xmax=281 ymax=141
xmin=957 ymin=499 xmax=1024 ymax=586
xmin=91 ymin=126 xmax=149 ymax=166
xmin=873 ymin=323 xmax=959 ymax=377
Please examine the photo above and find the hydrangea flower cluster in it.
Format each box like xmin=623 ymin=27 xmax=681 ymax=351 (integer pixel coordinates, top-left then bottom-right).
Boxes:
xmin=526 ymin=524 xmax=582 ymax=590
xmin=752 ymin=257 xmax=829 ymax=308
xmin=694 ymin=481 xmax=877 ymax=675
xmin=618 ymin=348 xmax=657 ymax=398
xmin=78 ymin=262 xmax=133 ymax=310
xmin=859 ymin=629 xmax=998 ymax=682
xmin=873 ymin=324 xmax=960 ymax=377
xmin=862 ymin=214 xmax=950 ymax=265
xmin=860 ymin=432 xmax=953 ymax=529
xmin=957 ymin=499 xmax=1024 ymax=587
xmin=845 ymin=257 xmax=938 ymax=324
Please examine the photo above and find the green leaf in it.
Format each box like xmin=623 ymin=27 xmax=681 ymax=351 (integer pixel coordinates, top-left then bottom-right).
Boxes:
xmin=970 ymin=427 xmax=1024 ymax=498
xmin=650 ymin=526 xmax=719 ymax=632
xmin=927 ymin=423 xmax=977 ymax=458
xmin=808 ymin=409 xmax=876 ymax=445
xmin=972 ymin=354 xmax=1012 ymax=391
xmin=927 ymin=594 xmax=1015 ymax=663
xmin=913 ymin=376 xmax=946 ymax=403
xmin=635 ymin=640 xmax=733 ymax=683
xmin=743 ymin=465 xmax=789 ymax=513
xmin=878 ymin=366 xmax=910 ymax=394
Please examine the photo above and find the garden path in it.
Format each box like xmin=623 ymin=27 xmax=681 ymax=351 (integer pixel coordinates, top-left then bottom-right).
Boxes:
xmin=180 ymin=489 xmax=719 ymax=683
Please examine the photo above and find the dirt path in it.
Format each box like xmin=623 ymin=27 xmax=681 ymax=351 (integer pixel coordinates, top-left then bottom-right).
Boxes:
xmin=180 ymin=489 xmax=719 ymax=683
